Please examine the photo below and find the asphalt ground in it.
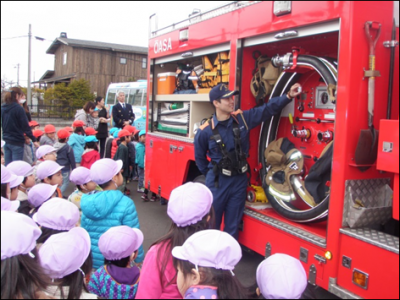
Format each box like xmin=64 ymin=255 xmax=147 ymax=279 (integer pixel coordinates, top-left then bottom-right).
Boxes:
xmin=64 ymin=178 xmax=338 ymax=298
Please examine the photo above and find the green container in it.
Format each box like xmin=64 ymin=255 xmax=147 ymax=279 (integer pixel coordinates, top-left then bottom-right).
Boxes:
xmin=169 ymin=103 xmax=184 ymax=110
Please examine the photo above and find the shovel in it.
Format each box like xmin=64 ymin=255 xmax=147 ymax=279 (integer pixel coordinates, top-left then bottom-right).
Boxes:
xmin=355 ymin=21 xmax=381 ymax=171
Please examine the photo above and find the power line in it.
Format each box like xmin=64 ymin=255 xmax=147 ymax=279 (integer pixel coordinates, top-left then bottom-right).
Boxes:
xmin=1 ymin=35 xmax=28 ymax=40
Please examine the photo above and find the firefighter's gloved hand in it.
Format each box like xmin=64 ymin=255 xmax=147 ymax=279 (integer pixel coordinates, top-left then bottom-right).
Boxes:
xmin=288 ymin=83 xmax=302 ymax=99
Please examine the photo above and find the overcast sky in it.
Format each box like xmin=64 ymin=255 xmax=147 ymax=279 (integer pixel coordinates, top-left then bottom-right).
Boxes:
xmin=1 ymin=1 xmax=231 ymax=87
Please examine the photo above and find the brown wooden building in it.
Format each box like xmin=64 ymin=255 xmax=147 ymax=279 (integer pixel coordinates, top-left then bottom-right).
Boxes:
xmin=35 ymin=32 xmax=148 ymax=97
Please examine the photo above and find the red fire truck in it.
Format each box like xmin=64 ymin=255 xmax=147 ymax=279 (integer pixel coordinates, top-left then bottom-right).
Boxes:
xmin=145 ymin=2 xmax=399 ymax=298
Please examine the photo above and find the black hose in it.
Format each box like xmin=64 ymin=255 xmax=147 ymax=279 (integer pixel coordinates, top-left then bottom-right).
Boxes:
xmin=291 ymin=55 xmax=336 ymax=85
xmin=387 ymin=19 xmax=396 ymax=119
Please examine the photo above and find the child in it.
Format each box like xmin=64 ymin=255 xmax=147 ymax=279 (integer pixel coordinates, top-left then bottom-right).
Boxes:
xmin=111 ymin=129 xmax=121 ymax=159
xmin=113 ymin=129 xmax=131 ymax=194
xmin=104 ymin=127 xmax=118 ymax=158
xmin=8 ymin=171 xmax=24 ymax=201
xmin=40 ymin=124 xmax=56 ymax=146
xmin=80 ymin=158 xmax=144 ymax=270
xmin=81 ymin=135 xmax=100 ymax=169
xmin=256 ymin=253 xmax=308 ymax=299
xmin=64 ymin=126 xmax=74 ymax=135
xmin=85 ymin=127 xmax=98 ymax=137
xmin=32 ymin=129 xmax=44 ymax=154
xmin=124 ymin=125 xmax=137 ymax=181
xmin=27 ymin=183 xmax=58 ymax=216
xmin=136 ymin=182 xmax=215 ymax=299
xmin=34 ymin=145 xmax=57 ymax=184
xmin=54 ymin=129 xmax=76 ymax=198
xmin=1 ymin=165 xmax=18 ymax=199
xmin=171 ymin=229 xmax=248 ymax=299
xmin=135 ymin=130 xmax=146 ymax=193
xmin=39 ymin=227 xmax=96 ymax=299
xmin=68 ymin=120 xmax=86 ymax=164
xmin=29 ymin=120 xmax=40 ymax=131
xmin=87 ymin=109 xmax=100 ymax=130
xmin=23 ymin=134 xmax=36 ymax=165
xmin=1 ymin=211 xmax=51 ymax=299
xmin=36 ymin=160 xmax=63 ymax=198
xmin=33 ymin=198 xmax=80 ymax=244
xmin=6 ymin=161 xmax=35 ymax=214
xmin=1 ymin=196 xmax=20 ymax=212
xmin=1 ymin=141 xmax=5 ymax=165
xmin=68 ymin=166 xmax=102 ymax=225
xmin=88 ymin=226 xmax=143 ymax=299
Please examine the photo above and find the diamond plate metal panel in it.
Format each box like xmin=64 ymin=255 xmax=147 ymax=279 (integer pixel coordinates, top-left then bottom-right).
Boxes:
xmin=343 ymin=179 xmax=391 ymax=228
xmin=244 ymin=209 xmax=326 ymax=247
xmin=340 ymin=228 xmax=399 ymax=254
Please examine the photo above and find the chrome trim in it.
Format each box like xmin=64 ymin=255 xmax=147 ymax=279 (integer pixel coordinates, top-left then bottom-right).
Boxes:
xmin=148 ymin=132 xmax=194 ymax=144
xmin=328 ymin=278 xmax=362 ymax=299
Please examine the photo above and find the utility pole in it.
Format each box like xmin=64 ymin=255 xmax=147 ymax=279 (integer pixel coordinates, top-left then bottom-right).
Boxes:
xmin=15 ymin=64 xmax=20 ymax=86
xmin=27 ymin=24 xmax=32 ymax=107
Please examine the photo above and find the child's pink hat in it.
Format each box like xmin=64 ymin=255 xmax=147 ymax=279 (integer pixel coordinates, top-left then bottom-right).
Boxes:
xmin=256 ymin=253 xmax=307 ymax=299
xmin=33 ymin=198 xmax=80 ymax=230
xmin=99 ymin=226 xmax=143 ymax=260
xmin=172 ymin=229 xmax=241 ymax=271
xmin=167 ymin=182 xmax=213 ymax=227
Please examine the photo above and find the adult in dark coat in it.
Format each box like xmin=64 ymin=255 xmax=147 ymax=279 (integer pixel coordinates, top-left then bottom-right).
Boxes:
xmin=95 ymin=96 xmax=110 ymax=158
xmin=1 ymin=87 xmax=39 ymax=165
xmin=112 ymin=91 xmax=135 ymax=129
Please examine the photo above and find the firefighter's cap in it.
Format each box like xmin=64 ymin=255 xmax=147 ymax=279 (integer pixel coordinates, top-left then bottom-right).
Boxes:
xmin=256 ymin=253 xmax=307 ymax=299
xmin=209 ymin=84 xmax=239 ymax=102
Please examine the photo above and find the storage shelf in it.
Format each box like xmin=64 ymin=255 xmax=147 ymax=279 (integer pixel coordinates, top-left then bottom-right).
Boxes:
xmin=155 ymin=94 xmax=209 ymax=102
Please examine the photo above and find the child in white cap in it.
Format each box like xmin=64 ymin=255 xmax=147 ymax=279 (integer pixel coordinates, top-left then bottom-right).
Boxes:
xmin=27 ymin=183 xmax=58 ymax=216
xmin=36 ymin=160 xmax=64 ymax=198
xmin=256 ymin=253 xmax=308 ymax=299
xmin=88 ymin=226 xmax=144 ymax=299
xmin=1 ymin=211 xmax=51 ymax=299
xmin=1 ymin=165 xmax=22 ymax=200
xmin=39 ymin=227 xmax=96 ymax=299
xmin=33 ymin=144 xmax=58 ymax=184
xmin=80 ymin=158 xmax=144 ymax=270
xmin=136 ymin=182 xmax=215 ymax=299
xmin=172 ymin=229 xmax=249 ymax=299
xmin=68 ymin=166 xmax=102 ymax=225
xmin=6 ymin=161 xmax=36 ymax=210
xmin=33 ymin=198 xmax=80 ymax=244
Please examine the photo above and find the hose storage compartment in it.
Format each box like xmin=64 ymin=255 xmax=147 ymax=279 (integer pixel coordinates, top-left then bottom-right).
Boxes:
xmin=259 ymin=54 xmax=337 ymax=223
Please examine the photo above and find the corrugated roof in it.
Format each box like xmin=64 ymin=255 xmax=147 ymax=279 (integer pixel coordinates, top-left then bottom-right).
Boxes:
xmin=46 ymin=37 xmax=148 ymax=55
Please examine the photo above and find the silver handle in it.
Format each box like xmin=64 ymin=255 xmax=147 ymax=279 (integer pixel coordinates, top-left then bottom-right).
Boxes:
xmin=274 ymin=30 xmax=298 ymax=39
xmin=178 ymin=146 xmax=184 ymax=152
xmin=170 ymin=145 xmax=177 ymax=153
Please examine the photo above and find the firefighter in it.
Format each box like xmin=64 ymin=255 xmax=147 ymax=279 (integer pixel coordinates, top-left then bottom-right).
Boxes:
xmin=194 ymin=83 xmax=301 ymax=239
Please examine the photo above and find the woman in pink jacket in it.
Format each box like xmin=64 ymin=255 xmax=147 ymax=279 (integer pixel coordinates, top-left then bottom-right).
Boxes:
xmin=136 ymin=182 xmax=214 ymax=299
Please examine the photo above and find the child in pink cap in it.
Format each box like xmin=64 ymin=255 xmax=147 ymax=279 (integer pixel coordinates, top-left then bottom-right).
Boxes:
xmin=39 ymin=227 xmax=96 ymax=299
xmin=136 ymin=182 xmax=215 ymax=299
xmin=1 ymin=211 xmax=51 ymax=299
xmin=88 ymin=226 xmax=143 ymax=299
xmin=7 ymin=161 xmax=35 ymax=206
xmin=68 ymin=167 xmax=102 ymax=225
xmin=171 ymin=230 xmax=249 ymax=299
xmin=256 ymin=253 xmax=308 ymax=299
xmin=36 ymin=160 xmax=64 ymax=198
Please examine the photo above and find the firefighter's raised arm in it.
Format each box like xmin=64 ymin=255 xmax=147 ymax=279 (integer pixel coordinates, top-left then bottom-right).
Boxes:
xmin=242 ymin=83 xmax=302 ymax=130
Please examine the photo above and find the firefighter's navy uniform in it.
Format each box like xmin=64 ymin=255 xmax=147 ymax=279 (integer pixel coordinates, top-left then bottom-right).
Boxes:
xmin=194 ymin=84 xmax=293 ymax=238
